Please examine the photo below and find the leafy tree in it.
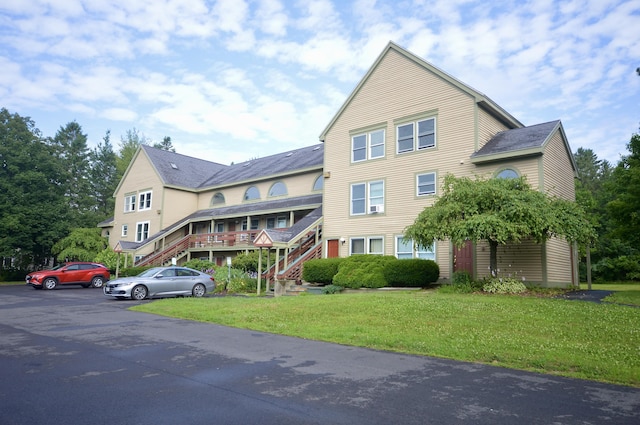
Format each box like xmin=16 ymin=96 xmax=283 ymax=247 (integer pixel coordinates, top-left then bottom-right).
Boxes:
xmin=573 ymin=147 xmax=626 ymax=280
xmin=52 ymin=228 xmax=109 ymax=262
xmin=404 ymin=174 xmax=595 ymax=275
xmin=153 ymin=136 xmax=175 ymax=152
xmin=89 ymin=130 xmax=118 ymax=219
xmin=50 ymin=121 xmax=95 ymax=227
xmin=607 ymin=131 xmax=640 ymax=246
xmin=116 ymin=128 xmax=148 ymax=181
xmin=0 ymin=108 xmax=70 ymax=268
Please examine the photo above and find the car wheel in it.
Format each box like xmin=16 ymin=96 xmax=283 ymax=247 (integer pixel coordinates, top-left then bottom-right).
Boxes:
xmin=43 ymin=278 xmax=57 ymax=290
xmin=91 ymin=276 xmax=105 ymax=288
xmin=131 ymin=285 xmax=148 ymax=300
xmin=192 ymin=283 xmax=206 ymax=298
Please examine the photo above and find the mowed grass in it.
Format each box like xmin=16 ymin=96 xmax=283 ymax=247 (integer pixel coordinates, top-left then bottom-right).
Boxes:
xmin=132 ymin=290 xmax=640 ymax=387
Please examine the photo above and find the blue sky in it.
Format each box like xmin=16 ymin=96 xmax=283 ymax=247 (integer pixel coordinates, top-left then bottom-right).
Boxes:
xmin=1 ymin=0 xmax=638 ymax=166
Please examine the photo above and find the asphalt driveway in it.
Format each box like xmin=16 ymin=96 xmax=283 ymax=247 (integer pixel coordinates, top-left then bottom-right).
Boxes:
xmin=0 ymin=284 xmax=638 ymax=424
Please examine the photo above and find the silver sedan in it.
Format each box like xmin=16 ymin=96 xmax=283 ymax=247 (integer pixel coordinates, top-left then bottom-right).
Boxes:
xmin=103 ymin=266 xmax=215 ymax=300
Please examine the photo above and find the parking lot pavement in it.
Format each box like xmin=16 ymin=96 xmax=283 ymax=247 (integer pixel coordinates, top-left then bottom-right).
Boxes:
xmin=1 ymin=284 xmax=639 ymax=425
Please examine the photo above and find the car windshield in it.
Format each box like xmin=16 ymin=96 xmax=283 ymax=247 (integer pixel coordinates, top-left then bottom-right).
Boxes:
xmin=137 ymin=268 xmax=163 ymax=278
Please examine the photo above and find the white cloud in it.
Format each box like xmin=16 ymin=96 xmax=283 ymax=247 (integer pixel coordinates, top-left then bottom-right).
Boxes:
xmin=0 ymin=0 xmax=638 ymax=166
xmin=102 ymin=108 xmax=138 ymax=121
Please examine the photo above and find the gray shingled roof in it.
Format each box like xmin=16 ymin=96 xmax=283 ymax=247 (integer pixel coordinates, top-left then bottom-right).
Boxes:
xmin=472 ymin=120 xmax=560 ymax=160
xmin=142 ymin=145 xmax=228 ymax=188
xmin=186 ymin=194 xmax=322 ymax=220
xmin=265 ymin=206 xmax=323 ymax=243
xmin=142 ymin=143 xmax=324 ymax=190
xmin=199 ymin=144 xmax=324 ymax=188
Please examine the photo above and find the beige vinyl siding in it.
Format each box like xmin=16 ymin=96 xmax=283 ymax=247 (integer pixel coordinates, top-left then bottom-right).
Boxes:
xmin=111 ymin=153 xmax=164 ymax=247
xmin=542 ymin=130 xmax=576 ymax=200
xmin=476 ymin=239 xmax=544 ymax=283
xmin=196 ymin=172 xmax=321 ymax=210
xmin=475 ymin=157 xmax=542 ymax=188
xmin=161 ymin=188 xmax=198 ymax=227
xmin=323 ymin=48 xmax=521 ymax=277
xmin=477 ymin=107 xmax=511 ymax=150
xmin=545 ymin=237 xmax=573 ymax=286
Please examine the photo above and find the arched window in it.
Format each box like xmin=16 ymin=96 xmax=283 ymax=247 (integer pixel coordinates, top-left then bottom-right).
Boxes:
xmin=211 ymin=192 xmax=225 ymax=206
xmin=313 ymin=174 xmax=324 ymax=191
xmin=496 ymin=168 xmax=519 ymax=179
xmin=268 ymin=181 xmax=287 ymax=197
xmin=244 ymin=186 xmax=260 ymax=201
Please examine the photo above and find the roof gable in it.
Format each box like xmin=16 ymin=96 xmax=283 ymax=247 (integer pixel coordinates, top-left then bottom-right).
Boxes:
xmin=319 ymin=41 xmax=522 ymax=141
xmin=471 ymin=120 xmax=577 ymax=172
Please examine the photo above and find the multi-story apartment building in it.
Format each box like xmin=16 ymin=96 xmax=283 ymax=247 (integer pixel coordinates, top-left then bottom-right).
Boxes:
xmin=100 ymin=42 xmax=578 ymax=287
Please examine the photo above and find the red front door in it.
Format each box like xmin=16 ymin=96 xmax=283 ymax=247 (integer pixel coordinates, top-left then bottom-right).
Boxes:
xmin=453 ymin=241 xmax=473 ymax=276
xmin=326 ymin=239 xmax=339 ymax=258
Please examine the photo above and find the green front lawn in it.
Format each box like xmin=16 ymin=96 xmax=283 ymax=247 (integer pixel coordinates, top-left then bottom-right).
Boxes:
xmin=132 ymin=289 xmax=640 ymax=387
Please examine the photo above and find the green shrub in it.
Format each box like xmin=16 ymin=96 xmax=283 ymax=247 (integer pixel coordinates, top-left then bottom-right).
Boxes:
xmin=118 ymin=266 xmax=153 ymax=277
xmin=592 ymin=255 xmax=640 ymax=282
xmin=231 ymin=249 xmax=260 ymax=273
xmin=226 ymin=276 xmax=257 ymax=293
xmin=332 ymin=255 xmax=395 ymax=289
xmin=452 ymin=271 xmax=472 ymax=286
xmin=302 ymin=258 xmax=344 ymax=284
xmin=384 ymin=258 xmax=439 ymax=287
xmin=183 ymin=259 xmax=217 ymax=273
xmin=321 ymin=284 xmax=344 ymax=294
xmin=0 ymin=268 xmax=28 ymax=281
xmin=210 ymin=265 xmax=258 ymax=293
xmin=438 ymin=271 xmax=481 ymax=294
xmin=482 ymin=277 xmax=527 ymax=294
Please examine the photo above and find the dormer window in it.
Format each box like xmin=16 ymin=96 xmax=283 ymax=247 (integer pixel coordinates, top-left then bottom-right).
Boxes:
xmin=244 ymin=186 xmax=260 ymax=201
xmin=268 ymin=182 xmax=287 ymax=197
xmin=211 ymin=192 xmax=225 ymax=206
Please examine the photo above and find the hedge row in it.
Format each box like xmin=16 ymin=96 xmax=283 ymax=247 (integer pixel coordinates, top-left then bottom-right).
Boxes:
xmin=302 ymin=255 xmax=439 ymax=289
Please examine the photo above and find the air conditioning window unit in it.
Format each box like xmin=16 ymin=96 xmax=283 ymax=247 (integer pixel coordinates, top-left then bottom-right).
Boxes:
xmin=370 ymin=205 xmax=384 ymax=214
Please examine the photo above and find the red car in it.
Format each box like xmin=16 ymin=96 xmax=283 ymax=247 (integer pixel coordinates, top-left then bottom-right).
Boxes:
xmin=26 ymin=262 xmax=111 ymax=290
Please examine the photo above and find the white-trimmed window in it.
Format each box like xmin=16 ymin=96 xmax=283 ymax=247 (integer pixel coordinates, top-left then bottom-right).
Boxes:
xmin=121 ymin=224 xmax=128 ymax=237
xmin=496 ymin=168 xmax=519 ymax=179
xmin=396 ymin=236 xmax=436 ymax=260
xmin=351 ymin=181 xmax=384 ymax=215
xmin=350 ymin=237 xmax=365 ymax=255
xmin=417 ymin=172 xmax=436 ymax=196
xmin=268 ymin=182 xmax=287 ymax=197
xmin=211 ymin=192 xmax=225 ymax=205
xmin=351 ymin=183 xmax=366 ymax=215
xmin=313 ymin=174 xmax=324 ymax=191
xmin=138 ymin=191 xmax=152 ymax=211
xmin=350 ymin=236 xmax=384 ymax=255
xmin=244 ymin=186 xmax=260 ymax=200
xmin=369 ymin=181 xmax=384 ymax=210
xmin=368 ymin=237 xmax=384 ymax=255
xmin=135 ymin=221 xmax=150 ymax=242
xmin=352 ymin=129 xmax=385 ymax=162
xmin=397 ymin=117 xmax=436 ymax=153
xmin=124 ymin=194 xmax=136 ymax=212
